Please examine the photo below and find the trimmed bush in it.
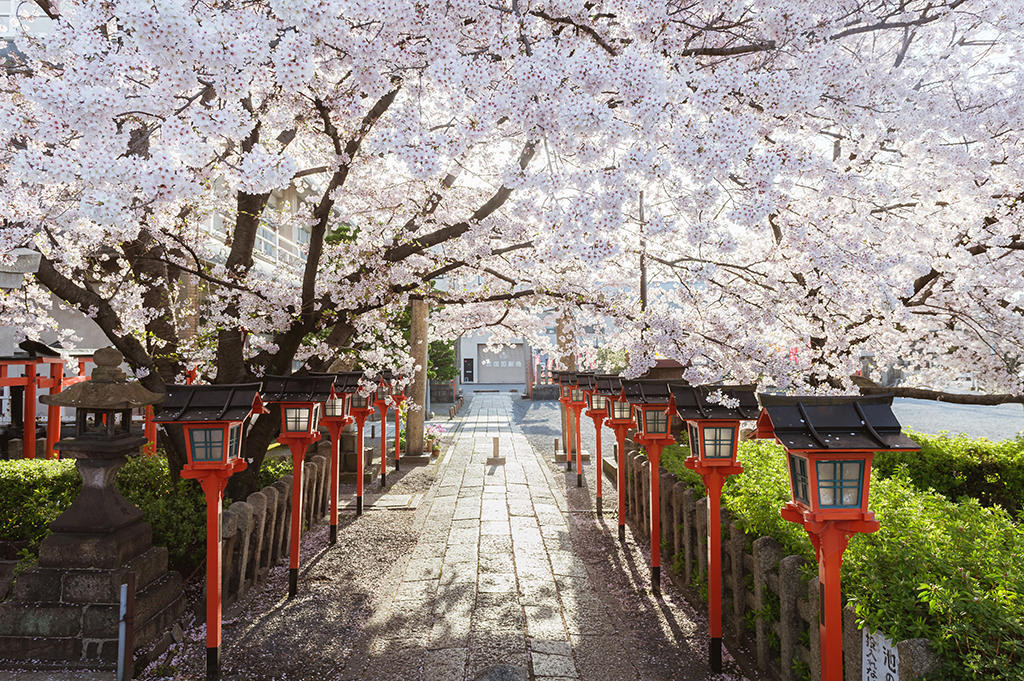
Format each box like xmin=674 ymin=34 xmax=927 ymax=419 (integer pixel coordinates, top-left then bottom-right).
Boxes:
xmin=1 ymin=454 xmax=296 ymax=574
xmin=662 ymin=438 xmax=1024 ymax=680
xmin=0 ymin=459 xmax=79 ymax=557
xmin=874 ymin=431 xmax=1024 ymax=518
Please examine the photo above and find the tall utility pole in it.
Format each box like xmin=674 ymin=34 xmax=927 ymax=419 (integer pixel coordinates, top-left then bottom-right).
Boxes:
xmin=406 ymin=297 xmax=428 ymax=456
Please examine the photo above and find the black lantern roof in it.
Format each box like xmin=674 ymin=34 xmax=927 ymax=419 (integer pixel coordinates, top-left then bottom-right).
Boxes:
xmin=621 ymin=379 xmax=671 ymax=405
xmin=757 ymin=394 xmax=919 ymax=451
xmin=593 ymin=374 xmax=624 ymax=396
xmin=574 ymin=372 xmax=596 ymax=390
xmin=551 ymin=370 xmax=575 ymax=385
xmin=670 ymin=384 xmax=759 ymax=420
xmin=154 ymin=384 xmax=264 ymax=423
xmin=261 ymin=375 xmax=336 ymax=404
xmin=311 ymin=371 xmax=365 ymax=394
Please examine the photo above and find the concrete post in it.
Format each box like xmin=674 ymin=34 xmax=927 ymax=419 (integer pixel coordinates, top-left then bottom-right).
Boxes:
xmin=407 ymin=297 xmax=428 ymax=456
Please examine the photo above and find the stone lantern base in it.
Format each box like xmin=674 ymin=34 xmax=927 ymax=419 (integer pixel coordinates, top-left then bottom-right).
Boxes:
xmin=0 ymin=437 xmax=184 ymax=671
xmin=0 ymin=543 xmax=184 ymax=669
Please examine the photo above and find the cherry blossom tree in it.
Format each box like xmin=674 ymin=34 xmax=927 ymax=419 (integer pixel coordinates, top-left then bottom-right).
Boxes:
xmin=2 ymin=0 xmax=1023 ymax=489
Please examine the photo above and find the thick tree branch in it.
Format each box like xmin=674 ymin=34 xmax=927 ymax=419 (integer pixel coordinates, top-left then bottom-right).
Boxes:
xmin=382 ymin=140 xmax=537 ymax=264
xmin=851 ymin=375 xmax=1024 ymax=405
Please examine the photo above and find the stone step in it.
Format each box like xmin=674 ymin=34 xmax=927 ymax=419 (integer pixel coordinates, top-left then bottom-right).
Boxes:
xmin=13 ymin=546 xmax=171 ymax=604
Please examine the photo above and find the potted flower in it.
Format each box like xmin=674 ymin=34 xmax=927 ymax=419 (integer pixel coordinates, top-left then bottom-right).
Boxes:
xmin=425 ymin=424 xmax=446 ymax=456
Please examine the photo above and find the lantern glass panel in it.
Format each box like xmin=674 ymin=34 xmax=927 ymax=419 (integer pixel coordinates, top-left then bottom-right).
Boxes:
xmin=644 ymin=409 xmax=668 ymax=434
xmin=789 ymin=454 xmax=810 ymax=505
xmin=560 ymin=384 xmax=571 ymax=398
xmin=589 ymin=394 xmax=606 ymax=411
xmin=228 ymin=424 xmax=241 ymax=459
xmin=352 ymin=393 xmax=371 ymax=410
xmin=687 ymin=424 xmax=699 ymax=454
xmin=325 ymin=397 xmax=345 ymax=417
xmin=284 ymin=407 xmax=310 ymax=432
xmin=190 ymin=427 xmax=225 ymax=463
xmin=613 ymin=399 xmax=632 ymax=420
xmin=375 ymin=384 xmax=388 ymax=400
xmin=816 ymin=460 xmax=863 ymax=508
xmin=571 ymin=387 xmax=585 ymax=402
xmin=702 ymin=426 xmax=735 ymax=459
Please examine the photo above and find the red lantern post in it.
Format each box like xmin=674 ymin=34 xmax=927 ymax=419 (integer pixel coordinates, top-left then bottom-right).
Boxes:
xmin=393 ymin=391 xmax=405 ymax=471
xmin=671 ymin=383 xmax=759 ymax=672
xmin=581 ymin=373 xmax=608 ymax=512
xmin=758 ymin=394 xmax=919 ymax=681
xmin=624 ymin=379 xmax=674 ymax=594
xmin=372 ymin=374 xmax=393 ymax=487
xmin=154 ymin=383 xmax=265 ymax=681
xmin=553 ymin=370 xmax=576 ymax=470
xmin=349 ymin=387 xmax=375 ymax=516
xmin=261 ymin=375 xmax=333 ymax=599
xmin=568 ymin=376 xmax=588 ymax=487
xmin=601 ymin=378 xmax=634 ymax=542
xmin=319 ymin=382 xmax=349 ymax=546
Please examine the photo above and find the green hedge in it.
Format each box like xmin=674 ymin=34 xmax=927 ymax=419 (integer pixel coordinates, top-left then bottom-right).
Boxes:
xmin=1 ymin=454 xmax=294 ymax=575
xmin=661 ymin=440 xmax=1024 ymax=680
xmin=874 ymin=431 xmax=1024 ymax=518
xmin=0 ymin=459 xmax=80 ymax=560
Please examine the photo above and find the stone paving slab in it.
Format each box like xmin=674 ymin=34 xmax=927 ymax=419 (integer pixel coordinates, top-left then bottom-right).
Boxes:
xmin=341 ymin=394 xmax=742 ymax=681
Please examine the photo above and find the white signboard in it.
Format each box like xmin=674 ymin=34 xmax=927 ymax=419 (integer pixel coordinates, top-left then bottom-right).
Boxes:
xmin=862 ymin=627 xmax=899 ymax=681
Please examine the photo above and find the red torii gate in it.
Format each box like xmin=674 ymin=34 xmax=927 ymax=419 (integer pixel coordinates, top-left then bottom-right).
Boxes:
xmin=0 ymin=341 xmax=93 ymax=459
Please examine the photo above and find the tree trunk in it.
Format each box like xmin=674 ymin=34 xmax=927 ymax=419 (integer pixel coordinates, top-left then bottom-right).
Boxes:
xmin=406 ymin=298 xmax=428 ymax=456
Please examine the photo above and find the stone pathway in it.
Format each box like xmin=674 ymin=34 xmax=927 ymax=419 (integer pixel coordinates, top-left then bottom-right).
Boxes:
xmin=341 ymin=394 xmax=729 ymax=681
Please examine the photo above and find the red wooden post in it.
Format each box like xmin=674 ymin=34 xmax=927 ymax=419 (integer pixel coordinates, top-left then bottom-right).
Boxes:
xmin=24 ymin=361 xmax=37 ymax=459
xmin=706 ymin=471 xmax=726 ymax=667
xmin=564 ymin=400 xmax=574 ymax=471
xmin=285 ymin=440 xmax=305 ymax=599
xmin=614 ymin=425 xmax=628 ymax=541
xmin=45 ymin=361 xmax=62 ymax=459
xmin=573 ymin=403 xmax=584 ymax=486
xmin=198 ymin=472 xmax=228 ymax=680
xmin=647 ymin=441 xmax=664 ymax=594
xmin=182 ymin=460 xmax=244 ymax=681
xmin=393 ymin=397 xmax=402 ymax=471
xmin=325 ymin=421 xmax=344 ymax=544
xmin=144 ymin=405 xmax=157 ymax=456
xmin=376 ymin=402 xmax=389 ymax=487
xmin=817 ymin=525 xmax=849 ymax=681
xmin=354 ymin=412 xmax=367 ymax=516
xmin=589 ymin=414 xmax=604 ymax=513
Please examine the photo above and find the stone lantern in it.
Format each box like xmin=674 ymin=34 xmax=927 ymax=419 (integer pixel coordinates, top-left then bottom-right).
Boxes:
xmin=0 ymin=347 xmax=184 ymax=671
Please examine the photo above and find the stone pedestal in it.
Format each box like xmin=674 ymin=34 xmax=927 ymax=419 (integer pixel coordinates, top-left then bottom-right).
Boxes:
xmin=0 ymin=433 xmax=184 ymax=671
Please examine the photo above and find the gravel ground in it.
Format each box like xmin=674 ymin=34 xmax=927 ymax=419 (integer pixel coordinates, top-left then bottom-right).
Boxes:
xmin=518 ymin=398 xmax=762 ymax=681
xmin=134 ymin=457 xmax=441 ymax=681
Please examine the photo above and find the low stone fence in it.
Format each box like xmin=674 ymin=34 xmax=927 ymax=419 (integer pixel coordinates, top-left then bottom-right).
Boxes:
xmin=621 ymin=453 xmax=939 ymax=681
xmin=218 ymin=451 xmax=334 ymax=611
